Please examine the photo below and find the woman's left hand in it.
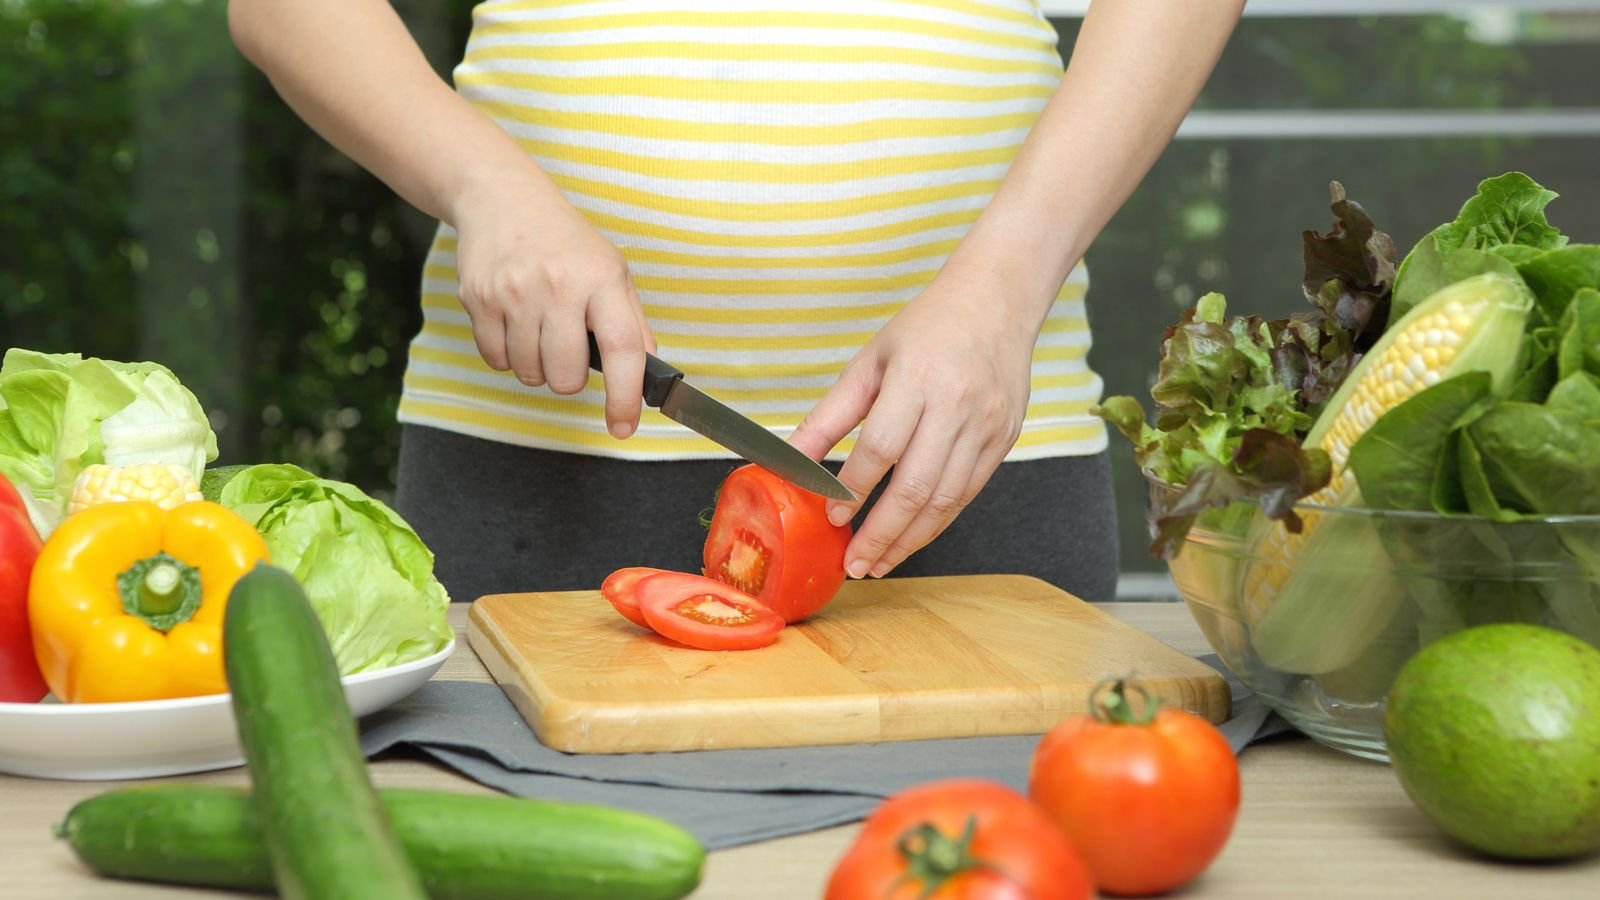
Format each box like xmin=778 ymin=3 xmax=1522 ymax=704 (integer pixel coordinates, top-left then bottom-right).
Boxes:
xmin=787 ymin=262 xmax=1042 ymax=580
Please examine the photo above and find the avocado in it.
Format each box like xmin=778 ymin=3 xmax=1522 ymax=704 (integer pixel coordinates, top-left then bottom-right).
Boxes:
xmin=1384 ymin=623 xmax=1600 ymax=860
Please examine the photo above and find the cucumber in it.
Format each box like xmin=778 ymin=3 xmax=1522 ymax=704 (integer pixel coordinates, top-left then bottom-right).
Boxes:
xmin=56 ymin=785 xmax=706 ymax=900
xmin=200 ymin=463 xmax=251 ymax=503
xmin=224 ymin=563 xmax=428 ymax=900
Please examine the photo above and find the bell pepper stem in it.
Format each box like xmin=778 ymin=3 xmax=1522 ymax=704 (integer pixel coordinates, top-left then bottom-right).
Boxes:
xmin=118 ymin=552 xmax=203 ymax=633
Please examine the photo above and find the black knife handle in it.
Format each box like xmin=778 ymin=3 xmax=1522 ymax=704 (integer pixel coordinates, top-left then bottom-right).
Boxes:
xmin=587 ymin=331 xmax=683 ymax=408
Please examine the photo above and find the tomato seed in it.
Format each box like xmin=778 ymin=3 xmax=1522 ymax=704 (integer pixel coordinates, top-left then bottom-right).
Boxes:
xmin=677 ymin=594 xmax=756 ymax=626
xmin=718 ymin=529 xmax=769 ymax=594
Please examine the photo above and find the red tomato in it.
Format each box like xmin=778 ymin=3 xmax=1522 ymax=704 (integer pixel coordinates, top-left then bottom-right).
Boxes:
xmin=825 ymin=779 xmax=1092 ymax=900
xmin=0 ymin=474 xmax=47 ymax=702
xmin=600 ymin=566 xmax=669 ymax=629
xmin=634 ymin=571 xmax=786 ymax=651
xmin=1028 ymin=680 xmax=1240 ymax=896
xmin=702 ymin=464 xmax=851 ymax=623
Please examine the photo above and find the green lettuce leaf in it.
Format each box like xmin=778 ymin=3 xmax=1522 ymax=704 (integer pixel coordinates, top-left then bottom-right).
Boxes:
xmin=1517 ymin=246 xmax=1600 ymax=327
xmin=1467 ymin=401 xmax=1600 ymax=516
xmin=219 ymin=463 xmax=452 ymax=674
xmin=0 ymin=349 xmax=217 ymax=535
xmin=1097 ymin=291 xmax=1333 ymax=559
xmin=1506 ymin=324 xmax=1561 ymax=403
xmin=1435 ymin=172 xmax=1566 ymax=254
xmin=1553 ymin=287 xmax=1600 ymax=381
xmin=1346 ymin=371 xmax=1494 ymax=512
xmin=1391 ymin=172 xmax=1567 ymax=324
xmin=1546 ymin=371 xmax=1600 ymax=421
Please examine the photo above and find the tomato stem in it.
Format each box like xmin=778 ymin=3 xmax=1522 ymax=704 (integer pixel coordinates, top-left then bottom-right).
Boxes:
xmin=891 ymin=816 xmax=1009 ymax=899
xmin=1090 ymin=677 xmax=1161 ymax=726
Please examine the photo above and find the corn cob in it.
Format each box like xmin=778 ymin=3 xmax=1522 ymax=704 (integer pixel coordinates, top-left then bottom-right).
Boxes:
xmin=1242 ymin=273 xmax=1534 ymax=674
xmin=67 ymin=463 xmax=202 ymax=516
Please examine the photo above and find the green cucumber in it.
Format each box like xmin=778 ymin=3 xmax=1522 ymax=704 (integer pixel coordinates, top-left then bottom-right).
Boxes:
xmin=224 ymin=563 xmax=428 ymax=900
xmin=200 ymin=463 xmax=251 ymax=503
xmin=56 ymin=785 xmax=705 ymax=900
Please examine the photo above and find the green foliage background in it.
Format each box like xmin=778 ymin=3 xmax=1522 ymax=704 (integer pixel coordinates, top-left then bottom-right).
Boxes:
xmin=3 ymin=2 xmax=1596 ymax=574
xmin=2 ymin=0 xmax=477 ymax=499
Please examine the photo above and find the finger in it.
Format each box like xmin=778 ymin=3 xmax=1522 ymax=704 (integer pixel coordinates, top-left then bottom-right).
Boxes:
xmin=833 ymin=399 xmax=927 ymax=578
xmin=461 ymin=295 xmax=511 ymax=372
xmin=925 ymin=439 xmax=1010 ymax=547
xmin=868 ymin=432 xmax=981 ymax=577
xmin=789 ymin=362 xmax=883 ymax=526
xmin=588 ymin=296 xmax=648 ymax=439
xmin=503 ymin=308 xmax=545 ymax=387
xmin=540 ymin=307 xmax=591 ymax=395
xmin=843 ymin=409 xmax=953 ymax=579
xmin=631 ymin=288 xmax=658 ymax=356
xmin=788 ymin=362 xmax=877 ymax=461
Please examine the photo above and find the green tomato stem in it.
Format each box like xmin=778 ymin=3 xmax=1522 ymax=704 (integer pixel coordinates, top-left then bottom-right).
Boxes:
xmin=1090 ymin=677 xmax=1161 ymax=726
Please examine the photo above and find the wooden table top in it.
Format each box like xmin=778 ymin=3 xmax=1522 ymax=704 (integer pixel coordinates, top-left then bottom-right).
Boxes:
xmin=6 ymin=601 xmax=1598 ymax=899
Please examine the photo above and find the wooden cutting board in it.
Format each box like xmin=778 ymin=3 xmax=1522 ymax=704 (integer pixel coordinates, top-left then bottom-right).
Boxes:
xmin=467 ymin=574 xmax=1230 ymax=754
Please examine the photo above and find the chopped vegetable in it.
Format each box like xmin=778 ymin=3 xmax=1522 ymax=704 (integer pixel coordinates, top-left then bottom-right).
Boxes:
xmin=28 ymin=500 xmax=269 ymax=702
xmin=216 ymin=464 xmax=451 ymax=675
xmin=702 ymin=463 xmax=850 ymax=623
xmin=0 ymin=350 xmax=217 ymax=538
xmin=68 ymin=463 xmax=202 ymax=515
xmin=601 ymin=566 xmax=670 ymax=629
xmin=634 ymin=571 xmax=786 ymax=651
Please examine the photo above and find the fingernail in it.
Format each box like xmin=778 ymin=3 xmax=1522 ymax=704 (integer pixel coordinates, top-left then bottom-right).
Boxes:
xmin=846 ymin=559 xmax=868 ymax=579
xmin=869 ymin=562 xmax=890 ymax=578
xmin=609 ymin=421 xmax=632 ymax=439
xmin=828 ymin=505 xmax=852 ymax=526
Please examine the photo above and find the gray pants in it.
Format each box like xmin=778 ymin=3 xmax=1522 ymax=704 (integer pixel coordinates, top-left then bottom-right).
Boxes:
xmin=394 ymin=424 xmax=1120 ymax=604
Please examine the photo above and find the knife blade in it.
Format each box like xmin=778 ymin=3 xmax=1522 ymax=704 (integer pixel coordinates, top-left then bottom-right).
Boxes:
xmin=587 ymin=334 xmax=855 ymax=501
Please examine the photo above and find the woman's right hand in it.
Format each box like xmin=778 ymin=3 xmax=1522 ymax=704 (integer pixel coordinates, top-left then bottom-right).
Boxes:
xmin=451 ymin=176 xmax=656 ymax=439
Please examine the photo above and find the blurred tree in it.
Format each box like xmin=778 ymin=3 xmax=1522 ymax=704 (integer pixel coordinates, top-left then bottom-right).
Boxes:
xmin=1 ymin=0 xmax=475 ymax=501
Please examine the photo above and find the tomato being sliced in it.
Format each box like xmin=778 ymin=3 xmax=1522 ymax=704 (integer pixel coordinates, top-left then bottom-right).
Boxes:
xmin=601 ymin=566 xmax=670 ymax=629
xmin=634 ymin=571 xmax=786 ymax=651
xmin=703 ymin=464 xmax=851 ymax=623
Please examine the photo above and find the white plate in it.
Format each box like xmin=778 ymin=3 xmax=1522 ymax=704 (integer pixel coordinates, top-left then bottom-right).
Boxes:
xmin=0 ymin=639 xmax=454 ymax=781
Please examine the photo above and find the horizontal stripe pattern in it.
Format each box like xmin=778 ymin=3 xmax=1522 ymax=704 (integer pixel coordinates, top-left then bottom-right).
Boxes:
xmin=399 ymin=0 xmax=1108 ymax=461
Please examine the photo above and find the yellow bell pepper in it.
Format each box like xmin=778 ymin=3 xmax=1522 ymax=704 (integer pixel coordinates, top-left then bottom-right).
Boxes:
xmin=29 ymin=500 xmax=269 ymax=703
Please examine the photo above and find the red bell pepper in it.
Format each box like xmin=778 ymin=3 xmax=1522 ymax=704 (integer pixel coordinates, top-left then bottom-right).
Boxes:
xmin=1 ymin=473 xmax=47 ymax=702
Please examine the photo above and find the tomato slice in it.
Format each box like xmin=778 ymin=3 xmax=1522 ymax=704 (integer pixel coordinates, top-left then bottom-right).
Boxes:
xmin=702 ymin=464 xmax=851 ymax=623
xmin=635 ymin=572 xmax=786 ymax=651
xmin=601 ymin=566 xmax=669 ymax=629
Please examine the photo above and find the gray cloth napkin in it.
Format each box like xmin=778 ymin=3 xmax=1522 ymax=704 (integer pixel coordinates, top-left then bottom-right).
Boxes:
xmin=358 ymin=655 xmax=1294 ymax=851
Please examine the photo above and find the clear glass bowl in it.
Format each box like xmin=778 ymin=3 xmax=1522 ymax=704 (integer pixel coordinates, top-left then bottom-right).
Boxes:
xmin=1156 ymin=480 xmax=1600 ymax=763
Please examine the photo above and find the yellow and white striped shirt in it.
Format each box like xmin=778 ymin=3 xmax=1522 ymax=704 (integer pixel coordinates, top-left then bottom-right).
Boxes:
xmin=398 ymin=0 xmax=1107 ymax=461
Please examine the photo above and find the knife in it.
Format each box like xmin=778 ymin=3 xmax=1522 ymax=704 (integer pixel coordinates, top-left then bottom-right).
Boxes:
xmin=586 ymin=334 xmax=855 ymax=501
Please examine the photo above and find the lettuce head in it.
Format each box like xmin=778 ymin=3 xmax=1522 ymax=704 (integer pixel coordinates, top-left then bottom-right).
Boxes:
xmin=217 ymin=464 xmax=452 ymax=674
xmin=0 ymin=349 xmax=217 ymax=536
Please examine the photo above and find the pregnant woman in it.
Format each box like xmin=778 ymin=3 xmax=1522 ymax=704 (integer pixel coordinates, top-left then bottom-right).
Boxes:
xmin=228 ymin=0 xmax=1244 ymax=603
